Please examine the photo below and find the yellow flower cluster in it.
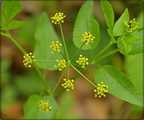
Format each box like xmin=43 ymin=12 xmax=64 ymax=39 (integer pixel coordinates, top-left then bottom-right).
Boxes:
xmin=23 ymin=52 xmax=35 ymax=68
xmin=50 ymin=41 xmax=62 ymax=54
xmin=124 ymin=18 xmax=139 ymax=34
xmin=76 ymin=55 xmax=89 ymax=68
xmin=54 ymin=59 xmax=67 ymax=71
xmin=81 ymin=32 xmax=95 ymax=45
xmin=51 ymin=12 xmax=66 ymax=24
xmin=38 ymin=100 xmax=52 ymax=112
xmin=94 ymin=82 xmax=108 ymax=98
xmin=61 ymin=78 xmax=74 ymax=92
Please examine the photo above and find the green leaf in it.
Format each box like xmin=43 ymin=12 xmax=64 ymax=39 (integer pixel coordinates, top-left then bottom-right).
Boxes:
xmin=124 ymin=54 xmax=143 ymax=95
xmin=24 ymin=95 xmax=58 ymax=119
xmin=3 ymin=0 xmax=22 ymax=22
xmin=121 ymin=40 xmax=132 ymax=54
xmin=94 ymin=65 xmax=143 ymax=107
xmin=14 ymin=71 xmax=43 ymax=96
xmin=55 ymin=93 xmax=74 ymax=119
xmin=1 ymin=59 xmax=11 ymax=83
xmin=2 ymin=87 xmax=17 ymax=110
xmin=123 ymin=35 xmax=141 ymax=42
xmin=118 ymin=29 xmax=143 ymax=55
xmin=127 ymin=29 xmax=143 ymax=55
xmin=34 ymin=12 xmax=63 ymax=70
xmin=117 ymin=35 xmax=141 ymax=54
xmin=128 ymin=40 xmax=143 ymax=55
xmin=17 ymin=16 xmax=39 ymax=47
xmin=120 ymin=35 xmax=141 ymax=54
xmin=1 ymin=20 xmax=27 ymax=30
xmin=0 ymin=11 xmax=6 ymax=27
xmin=100 ymin=0 xmax=114 ymax=31
xmin=113 ymin=9 xmax=129 ymax=36
xmin=73 ymin=1 xmax=100 ymax=50
xmin=137 ymin=12 xmax=143 ymax=29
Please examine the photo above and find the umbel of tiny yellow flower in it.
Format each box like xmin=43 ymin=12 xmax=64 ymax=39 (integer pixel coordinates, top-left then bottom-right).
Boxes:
xmin=38 ymin=100 xmax=52 ymax=112
xmin=61 ymin=78 xmax=74 ymax=92
xmin=94 ymin=82 xmax=108 ymax=98
xmin=50 ymin=41 xmax=62 ymax=54
xmin=76 ymin=55 xmax=89 ymax=68
xmin=23 ymin=52 xmax=35 ymax=68
xmin=54 ymin=59 xmax=67 ymax=71
xmin=124 ymin=18 xmax=139 ymax=34
xmin=51 ymin=12 xmax=66 ymax=24
xmin=81 ymin=32 xmax=95 ymax=45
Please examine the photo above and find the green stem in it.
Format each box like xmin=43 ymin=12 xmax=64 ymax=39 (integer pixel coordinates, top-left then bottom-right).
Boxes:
xmin=59 ymin=23 xmax=70 ymax=61
xmin=33 ymin=63 xmax=51 ymax=94
xmin=60 ymin=52 xmax=66 ymax=59
xmin=0 ymin=32 xmax=7 ymax=37
xmin=53 ymin=88 xmax=65 ymax=98
xmin=70 ymin=42 xmax=85 ymax=61
xmin=113 ymin=38 xmax=124 ymax=44
xmin=90 ymin=49 xmax=94 ymax=60
xmin=3 ymin=31 xmax=51 ymax=95
xmin=53 ymin=38 xmax=119 ymax=97
xmin=2 ymin=10 xmax=51 ymax=95
xmin=6 ymin=31 xmax=27 ymax=54
xmin=95 ymin=64 xmax=102 ymax=68
xmin=68 ymin=65 xmax=70 ymax=79
xmin=3 ymin=11 xmax=26 ymax=54
xmin=48 ymin=71 xmax=65 ymax=102
xmin=92 ymin=48 xmax=119 ymax=64
xmin=70 ymin=62 xmax=80 ymax=68
xmin=40 ymin=88 xmax=45 ymax=97
xmin=35 ymin=60 xmax=56 ymax=62
xmin=70 ymin=64 xmax=96 ymax=87
xmin=53 ymin=68 xmax=84 ymax=97
xmin=90 ymin=41 xmax=113 ymax=64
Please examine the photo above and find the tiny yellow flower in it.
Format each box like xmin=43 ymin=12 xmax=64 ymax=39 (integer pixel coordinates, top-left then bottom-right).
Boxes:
xmin=50 ymin=41 xmax=62 ymax=54
xmin=54 ymin=59 xmax=67 ymax=71
xmin=38 ymin=100 xmax=52 ymax=112
xmin=81 ymin=32 xmax=95 ymax=45
xmin=76 ymin=55 xmax=89 ymax=68
xmin=61 ymin=78 xmax=74 ymax=92
xmin=124 ymin=18 xmax=139 ymax=34
xmin=23 ymin=52 xmax=35 ymax=68
xmin=51 ymin=12 xmax=66 ymax=24
xmin=94 ymin=82 xmax=108 ymax=98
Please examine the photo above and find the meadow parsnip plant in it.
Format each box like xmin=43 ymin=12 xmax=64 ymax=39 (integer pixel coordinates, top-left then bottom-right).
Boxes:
xmin=1 ymin=0 xmax=143 ymax=119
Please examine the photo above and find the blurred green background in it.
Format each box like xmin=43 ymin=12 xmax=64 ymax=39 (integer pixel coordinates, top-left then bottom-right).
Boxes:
xmin=1 ymin=0 xmax=143 ymax=119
